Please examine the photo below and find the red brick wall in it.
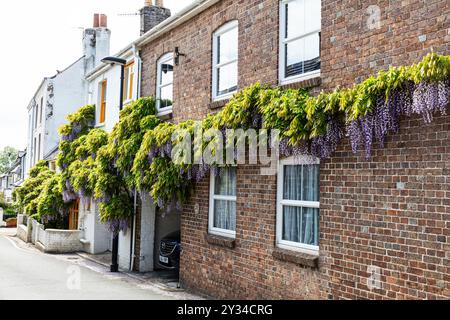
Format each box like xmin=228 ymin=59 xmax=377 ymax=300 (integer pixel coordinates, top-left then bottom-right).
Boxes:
xmin=139 ymin=0 xmax=450 ymax=299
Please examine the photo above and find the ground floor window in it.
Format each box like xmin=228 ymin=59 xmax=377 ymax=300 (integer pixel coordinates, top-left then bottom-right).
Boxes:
xmin=277 ymin=156 xmax=320 ymax=254
xmin=209 ymin=167 xmax=237 ymax=238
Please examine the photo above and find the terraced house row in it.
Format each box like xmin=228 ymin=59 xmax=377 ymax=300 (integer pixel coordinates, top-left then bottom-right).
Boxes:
xmin=20 ymin=0 xmax=449 ymax=300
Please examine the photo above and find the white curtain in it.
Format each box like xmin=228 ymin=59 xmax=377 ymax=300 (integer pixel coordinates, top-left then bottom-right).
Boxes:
xmin=214 ymin=168 xmax=237 ymax=231
xmin=282 ymin=164 xmax=319 ymax=246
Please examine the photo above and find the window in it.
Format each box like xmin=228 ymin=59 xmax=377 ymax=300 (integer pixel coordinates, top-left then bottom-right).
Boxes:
xmin=33 ymin=137 xmax=37 ymax=165
xmin=156 ymin=53 xmax=174 ymax=114
xmin=99 ymin=80 xmax=107 ymax=124
xmin=209 ymin=167 xmax=237 ymax=238
xmin=40 ymin=97 xmax=44 ymax=124
xmin=37 ymin=134 xmax=41 ymax=161
xmin=277 ymin=156 xmax=320 ymax=254
xmin=212 ymin=21 xmax=239 ymax=101
xmin=49 ymin=161 xmax=56 ymax=172
xmin=279 ymin=0 xmax=321 ymax=84
xmin=34 ymin=104 xmax=38 ymax=129
xmin=123 ymin=61 xmax=135 ymax=103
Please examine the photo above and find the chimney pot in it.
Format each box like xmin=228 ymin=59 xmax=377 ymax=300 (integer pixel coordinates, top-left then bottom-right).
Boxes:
xmin=93 ymin=14 xmax=99 ymax=28
xmin=145 ymin=0 xmax=163 ymax=6
xmin=99 ymin=14 xmax=108 ymax=28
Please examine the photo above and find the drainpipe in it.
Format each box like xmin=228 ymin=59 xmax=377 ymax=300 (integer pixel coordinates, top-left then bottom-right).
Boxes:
xmin=130 ymin=189 xmax=137 ymax=271
xmin=129 ymin=45 xmax=140 ymax=272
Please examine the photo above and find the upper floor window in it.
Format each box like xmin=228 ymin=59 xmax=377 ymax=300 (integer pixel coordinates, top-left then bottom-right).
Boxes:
xmin=156 ymin=53 xmax=174 ymax=115
xmin=39 ymin=97 xmax=44 ymax=124
xmin=123 ymin=61 xmax=135 ymax=104
xmin=209 ymin=167 xmax=237 ymax=238
xmin=279 ymin=0 xmax=321 ymax=84
xmin=99 ymin=80 xmax=107 ymax=125
xmin=277 ymin=156 xmax=320 ymax=254
xmin=212 ymin=21 xmax=238 ymax=101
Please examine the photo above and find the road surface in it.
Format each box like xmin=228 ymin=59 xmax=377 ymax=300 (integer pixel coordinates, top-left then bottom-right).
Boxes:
xmin=0 ymin=230 xmax=189 ymax=300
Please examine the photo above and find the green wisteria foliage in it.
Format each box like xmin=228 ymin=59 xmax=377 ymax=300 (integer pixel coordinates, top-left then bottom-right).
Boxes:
xmin=14 ymin=53 xmax=450 ymax=232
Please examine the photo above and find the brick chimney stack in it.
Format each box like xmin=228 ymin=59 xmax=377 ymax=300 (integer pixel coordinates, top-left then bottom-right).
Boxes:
xmin=83 ymin=14 xmax=111 ymax=73
xmin=140 ymin=0 xmax=171 ymax=35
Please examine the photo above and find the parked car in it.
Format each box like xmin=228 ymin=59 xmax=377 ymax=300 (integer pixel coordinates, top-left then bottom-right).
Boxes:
xmin=158 ymin=231 xmax=181 ymax=270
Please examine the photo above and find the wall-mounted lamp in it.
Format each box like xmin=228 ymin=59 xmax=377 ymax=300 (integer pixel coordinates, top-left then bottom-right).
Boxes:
xmin=174 ymin=47 xmax=186 ymax=66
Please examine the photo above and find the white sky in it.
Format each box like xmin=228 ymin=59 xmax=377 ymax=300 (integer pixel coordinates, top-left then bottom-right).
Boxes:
xmin=0 ymin=0 xmax=192 ymax=151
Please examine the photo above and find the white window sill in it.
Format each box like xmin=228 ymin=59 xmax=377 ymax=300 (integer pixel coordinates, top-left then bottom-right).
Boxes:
xmin=209 ymin=228 xmax=236 ymax=240
xmin=212 ymin=92 xmax=236 ymax=102
xmin=280 ymin=71 xmax=321 ymax=86
xmin=276 ymin=242 xmax=319 ymax=257
xmin=157 ymin=108 xmax=173 ymax=118
xmin=95 ymin=123 xmax=106 ymax=129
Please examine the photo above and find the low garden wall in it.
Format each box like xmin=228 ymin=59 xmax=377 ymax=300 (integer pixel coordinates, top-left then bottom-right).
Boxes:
xmin=16 ymin=215 xmax=83 ymax=253
xmin=38 ymin=229 xmax=83 ymax=253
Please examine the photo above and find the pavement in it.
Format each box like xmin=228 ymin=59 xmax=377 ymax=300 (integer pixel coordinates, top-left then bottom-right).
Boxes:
xmin=0 ymin=227 xmax=203 ymax=300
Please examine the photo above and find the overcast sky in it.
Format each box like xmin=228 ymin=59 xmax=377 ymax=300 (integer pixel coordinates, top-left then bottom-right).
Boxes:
xmin=0 ymin=0 xmax=192 ymax=151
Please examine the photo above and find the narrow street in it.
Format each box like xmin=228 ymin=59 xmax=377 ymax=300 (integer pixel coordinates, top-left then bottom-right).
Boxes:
xmin=0 ymin=229 xmax=196 ymax=300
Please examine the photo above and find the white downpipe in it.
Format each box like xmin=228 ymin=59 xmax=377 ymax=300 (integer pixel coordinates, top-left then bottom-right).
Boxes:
xmin=130 ymin=189 xmax=138 ymax=271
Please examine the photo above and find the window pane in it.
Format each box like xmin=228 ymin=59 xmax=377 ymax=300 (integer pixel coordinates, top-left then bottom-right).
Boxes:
xmin=304 ymin=0 xmax=321 ymax=33
xmin=286 ymin=0 xmax=304 ymax=39
xmin=303 ymin=33 xmax=321 ymax=74
xmin=218 ymin=27 xmax=238 ymax=64
xmin=285 ymin=34 xmax=320 ymax=77
xmin=283 ymin=206 xmax=301 ymax=243
xmin=302 ymin=207 xmax=319 ymax=246
xmin=213 ymin=199 xmax=236 ymax=231
xmin=285 ymin=0 xmax=321 ymax=39
xmin=283 ymin=165 xmax=302 ymax=201
xmin=123 ymin=67 xmax=129 ymax=101
xmin=160 ymin=59 xmax=174 ymax=86
xmin=214 ymin=167 xmax=236 ymax=196
xmin=217 ymin=62 xmax=238 ymax=96
xmin=282 ymin=206 xmax=319 ymax=246
xmin=159 ymin=84 xmax=173 ymax=109
xmin=302 ymin=164 xmax=319 ymax=201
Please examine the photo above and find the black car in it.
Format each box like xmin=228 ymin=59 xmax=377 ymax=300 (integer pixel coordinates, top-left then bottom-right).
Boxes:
xmin=158 ymin=231 xmax=181 ymax=270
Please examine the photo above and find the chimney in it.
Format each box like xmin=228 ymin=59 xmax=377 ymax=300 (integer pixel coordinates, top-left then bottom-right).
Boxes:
xmin=140 ymin=0 xmax=171 ymax=35
xmin=83 ymin=14 xmax=111 ymax=73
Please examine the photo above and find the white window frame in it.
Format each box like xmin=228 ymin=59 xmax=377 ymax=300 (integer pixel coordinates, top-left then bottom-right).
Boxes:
xmin=279 ymin=0 xmax=321 ymax=85
xmin=123 ymin=60 xmax=135 ymax=105
xmin=212 ymin=20 xmax=239 ymax=101
xmin=156 ymin=52 xmax=174 ymax=116
xmin=276 ymin=155 xmax=320 ymax=255
xmin=208 ymin=168 xmax=237 ymax=238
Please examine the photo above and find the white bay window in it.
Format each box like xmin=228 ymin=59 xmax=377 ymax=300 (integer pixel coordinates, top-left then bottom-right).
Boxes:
xmin=277 ymin=156 xmax=320 ymax=254
xmin=279 ymin=0 xmax=321 ymax=84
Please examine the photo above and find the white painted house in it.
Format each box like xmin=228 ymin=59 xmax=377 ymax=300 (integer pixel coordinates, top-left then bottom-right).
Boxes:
xmin=25 ymin=14 xmax=111 ymax=177
xmin=84 ymin=41 xmax=158 ymax=271
xmin=23 ymin=15 xmax=113 ymax=255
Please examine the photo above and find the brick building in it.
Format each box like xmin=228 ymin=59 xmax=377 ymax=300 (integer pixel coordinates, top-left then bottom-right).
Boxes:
xmin=135 ymin=0 xmax=449 ymax=299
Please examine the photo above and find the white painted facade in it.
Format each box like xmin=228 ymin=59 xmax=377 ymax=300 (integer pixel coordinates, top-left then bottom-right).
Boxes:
xmin=78 ymin=200 xmax=111 ymax=254
xmin=85 ymin=46 xmax=146 ymax=271
xmin=25 ymin=23 xmax=111 ymax=177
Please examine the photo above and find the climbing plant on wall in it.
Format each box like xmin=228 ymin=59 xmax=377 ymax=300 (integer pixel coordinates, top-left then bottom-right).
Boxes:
xmin=18 ymin=52 xmax=448 ymax=233
xmin=13 ymin=160 xmax=55 ymax=220
xmin=92 ymin=97 xmax=161 ymax=233
xmin=129 ymin=52 xmax=450 ymax=215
